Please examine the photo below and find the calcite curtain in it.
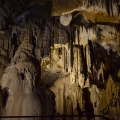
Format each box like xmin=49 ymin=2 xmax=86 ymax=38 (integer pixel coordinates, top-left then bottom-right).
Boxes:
xmin=0 ymin=0 xmax=120 ymax=120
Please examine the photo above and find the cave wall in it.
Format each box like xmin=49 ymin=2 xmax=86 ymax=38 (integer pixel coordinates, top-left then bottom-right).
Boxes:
xmin=0 ymin=0 xmax=120 ymax=120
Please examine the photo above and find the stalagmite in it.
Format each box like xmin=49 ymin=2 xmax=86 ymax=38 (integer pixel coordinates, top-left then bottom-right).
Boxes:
xmin=1 ymin=41 xmax=55 ymax=120
xmin=0 ymin=0 xmax=120 ymax=120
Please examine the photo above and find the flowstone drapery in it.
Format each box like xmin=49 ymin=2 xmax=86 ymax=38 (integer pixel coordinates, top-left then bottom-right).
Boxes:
xmin=1 ymin=42 xmax=55 ymax=120
xmin=0 ymin=0 xmax=120 ymax=120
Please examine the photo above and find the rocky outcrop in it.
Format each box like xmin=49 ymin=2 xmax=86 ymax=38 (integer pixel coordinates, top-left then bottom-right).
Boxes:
xmin=0 ymin=0 xmax=120 ymax=120
xmin=1 ymin=42 xmax=55 ymax=120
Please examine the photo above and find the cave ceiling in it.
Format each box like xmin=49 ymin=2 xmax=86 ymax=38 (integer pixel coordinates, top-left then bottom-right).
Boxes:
xmin=0 ymin=0 xmax=120 ymax=25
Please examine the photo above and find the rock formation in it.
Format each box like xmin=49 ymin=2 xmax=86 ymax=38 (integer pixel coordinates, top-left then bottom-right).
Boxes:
xmin=0 ymin=0 xmax=120 ymax=120
xmin=1 ymin=40 xmax=55 ymax=120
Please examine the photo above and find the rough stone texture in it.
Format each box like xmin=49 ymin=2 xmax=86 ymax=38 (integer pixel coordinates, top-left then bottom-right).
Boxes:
xmin=0 ymin=0 xmax=120 ymax=120
xmin=60 ymin=13 xmax=72 ymax=26
xmin=1 ymin=42 xmax=55 ymax=120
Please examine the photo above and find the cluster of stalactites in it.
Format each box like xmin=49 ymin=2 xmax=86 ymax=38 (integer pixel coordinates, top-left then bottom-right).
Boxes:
xmin=69 ymin=26 xmax=92 ymax=88
xmin=85 ymin=0 xmax=120 ymax=16
xmin=69 ymin=25 xmax=119 ymax=89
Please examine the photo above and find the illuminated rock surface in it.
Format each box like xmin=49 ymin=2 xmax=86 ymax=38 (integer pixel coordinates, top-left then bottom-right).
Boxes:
xmin=0 ymin=0 xmax=120 ymax=120
xmin=1 ymin=42 xmax=55 ymax=120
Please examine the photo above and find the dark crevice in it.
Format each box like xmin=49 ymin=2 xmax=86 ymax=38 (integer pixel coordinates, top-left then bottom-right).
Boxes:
xmin=20 ymin=72 xmax=25 ymax=80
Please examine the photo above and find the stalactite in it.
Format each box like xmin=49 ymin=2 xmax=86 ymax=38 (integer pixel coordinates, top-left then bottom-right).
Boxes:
xmin=79 ymin=46 xmax=84 ymax=74
xmin=78 ymin=45 xmax=85 ymax=88
xmin=84 ymin=44 xmax=91 ymax=87
xmin=97 ymin=62 xmax=104 ymax=83
xmin=77 ymin=46 xmax=80 ymax=82
xmin=70 ymin=24 xmax=75 ymax=68
xmin=86 ymin=44 xmax=91 ymax=73
xmin=88 ymin=41 xmax=94 ymax=76
xmin=83 ymin=46 xmax=87 ymax=82
xmin=106 ymin=0 xmax=110 ymax=16
xmin=63 ymin=47 xmax=65 ymax=71
xmin=111 ymin=0 xmax=114 ymax=16
xmin=65 ymin=48 xmax=68 ymax=72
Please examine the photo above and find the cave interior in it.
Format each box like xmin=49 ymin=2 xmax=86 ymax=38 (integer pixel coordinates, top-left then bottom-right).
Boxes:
xmin=0 ymin=0 xmax=120 ymax=120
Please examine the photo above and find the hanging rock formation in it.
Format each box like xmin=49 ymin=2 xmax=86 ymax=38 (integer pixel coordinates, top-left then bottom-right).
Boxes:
xmin=0 ymin=0 xmax=120 ymax=120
